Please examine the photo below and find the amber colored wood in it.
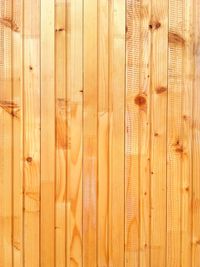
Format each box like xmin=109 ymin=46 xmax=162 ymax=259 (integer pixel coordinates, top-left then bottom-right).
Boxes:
xmin=167 ymin=0 xmax=184 ymax=265
xmin=108 ymin=1 xmax=125 ymax=266
xmin=66 ymin=0 xmax=83 ymax=265
xmin=125 ymin=1 xmax=140 ymax=266
xmin=55 ymin=1 xmax=67 ymax=267
xmin=23 ymin=0 xmax=40 ymax=266
xmin=181 ymin=0 xmax=193 ymax=266
xmin=0 ymin=1 xmax=12 ymax=266
xmin=98 ymin=0 xmax=109 ymax=266
xmin=83 ymin=0 xmax=98 ymax=266
xmin=12 ymin=0 xmax=23 ymax=266
xmin=151 ymin=0 xmax=168 ymax=266
xmin=40 ymin=0 xmax=55 ymax=266
xmin=0 ymin=1 xmax=200 ymax=267
xmin=192 ymin=1 xmax=200 ymax=266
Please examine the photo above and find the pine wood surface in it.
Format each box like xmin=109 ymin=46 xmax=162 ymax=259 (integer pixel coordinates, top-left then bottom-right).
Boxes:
xmin=0 ymin=0 xmax=199 ymax=266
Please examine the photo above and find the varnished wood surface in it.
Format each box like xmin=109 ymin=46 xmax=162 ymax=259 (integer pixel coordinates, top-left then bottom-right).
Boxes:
xmin=0 ymin=0 xmax=199 ymax=266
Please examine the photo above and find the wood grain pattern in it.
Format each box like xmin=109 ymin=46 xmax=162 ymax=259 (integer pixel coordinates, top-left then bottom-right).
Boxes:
xmin=0 ymin=0 xmax=199 ymax=266
xmin=24 ymin=0 xmax=40 ymax=266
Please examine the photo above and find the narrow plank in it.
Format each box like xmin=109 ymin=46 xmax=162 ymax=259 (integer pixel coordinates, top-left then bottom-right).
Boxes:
xmin=192 ymin=0 xmax=200 ymax=266
xmin=139 ymin=1 xmax=151 ymax=266
xmin=138 ymin=0 xmax=151 ymax=267
xmin=0 ymin=0 xmax=13 ymax=266
xmin=167 ymin=0 xmax=184 ymax=265
xmin=98 ymin=0 xmax=109 ymax=265
xmin=125 ymin=0 xmax=140 ymax=265
xmin=181 ymin=0 xmax=194 ymax=266
xmin=109 ymin=0 xmax=125 ymax=266
xmin=55 ymin=1 xmax=67 ymax=266
xmin=150 ymin=0 xmax=168 ymax=266
xmin=66 ymin=0 xmax=83 ymax=265
xmin=23 ymin=0 xmax=40 ymax=266
xmin=40 ymin=0 xmax=55 ymax=266
xmin=83 ymin=0 xmax=98 ymax=265
xmin=12 ymin=0 xmax=23 ymax=266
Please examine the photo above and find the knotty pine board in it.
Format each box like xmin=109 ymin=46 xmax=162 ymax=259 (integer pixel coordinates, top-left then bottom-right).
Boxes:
xmin=0 ymin=0 xmax=199 ymax=266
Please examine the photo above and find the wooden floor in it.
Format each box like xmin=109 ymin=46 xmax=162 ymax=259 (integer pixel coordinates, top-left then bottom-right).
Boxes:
xmin=0 ymin=0 xmax=200 ymax=266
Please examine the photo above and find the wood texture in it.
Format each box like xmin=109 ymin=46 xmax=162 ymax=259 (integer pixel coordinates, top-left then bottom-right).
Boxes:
xmin=0 ymin=0 xmax=199 ymax=266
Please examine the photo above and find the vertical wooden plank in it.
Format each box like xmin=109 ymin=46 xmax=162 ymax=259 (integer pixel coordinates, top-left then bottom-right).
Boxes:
xmin=0 ymin=0 xmax=13 ymax=266
xmin=150 ymin=0 xmax=168 ymax=266
xmin=41 ymin=0 xmax=55 ymax=266
xmin=181 ymin=0 xmax=194 ymax=266
xmin=98 ymin=0 xmax=109 ymax=265
xmin=167 ymin=0 xmax=184 ymax=265
xmin=66 ymin=0 xmax=83 ymax=265
xmin=139 ymin=1 xmax=151 ymax=266
xmin=55 ymin=1 xmax=67 ymax=266
xmin=83 ymin=0 xmax=98 ymax=265
xmin=192 ymin=1 xmax=200 ymax=266
xmin=109 ymin=0 xmax=125 ymax=266
xmin=125 ymin=0 xmax=140 ymax=265
xmin=12 ymin=0 xmax=23 ymax=266
xmin=23 ymin=0 xmax=40 ymax=266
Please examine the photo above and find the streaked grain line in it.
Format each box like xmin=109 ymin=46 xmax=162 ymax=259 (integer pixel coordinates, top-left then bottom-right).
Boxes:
xmin=83 ymin=0 xmax=98 ymax=265
xmin=66 ymin=0 xmax=83 ymax=265
xmin=40 ymin=0 xmax=55 ymax=266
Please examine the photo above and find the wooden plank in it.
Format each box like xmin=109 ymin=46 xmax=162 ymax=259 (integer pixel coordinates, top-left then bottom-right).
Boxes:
xmin=125 ymin=0 xmax=140 ymax=265
xmin=12 ymin=0 xmax=23 ymax=266
xmin=0 ymin=0 xmax=13 ymax=266
xmin=40 ymin=0 xmax=55 ymax=266
xmin=150 ymin=0 xmax=168 ymax=266
xmin=192 ymin=1 xmax=200 ymax=266
xmin=139 ymin=1 xmax=151 ymax=266
xmin=55 ymin=1 xmax=67 ymax=266
xmin=66 ymin=0 xmax=83 ymax=265
xmin=83 ymin=0 xmax=98 ymax=265
xmin=98 ymin=0 xmax=109 ymax=265
xmin=181 ymin=0 xmax=194 ymax=266
xmin=23 ymin=1 xmax=40 ymax=266
xmin=109 ymin=0 xmax=125 ymax=266
xmin=167 ymin=0 xmax=184 ymax=265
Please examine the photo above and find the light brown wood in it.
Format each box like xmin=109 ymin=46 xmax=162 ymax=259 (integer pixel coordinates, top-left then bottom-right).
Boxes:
xmin=40 ymin=0 xmax=55 ymax=266
xmin=55 ymin=1 xmax=67 ymax=266
xmin=23 ymin=0 xmax=40 ymax=266
xmin=0 ymin=1 xmax=12 ymax=266
xmin=0 ymin=1 xmax=200 ymax=266
xmin=12 ymin=0 xmax=23 ymax=265
xmin=83 ymin=0 xmax=98 ymax=266
xmin=66 ymin=0 xmax=83 ymax=265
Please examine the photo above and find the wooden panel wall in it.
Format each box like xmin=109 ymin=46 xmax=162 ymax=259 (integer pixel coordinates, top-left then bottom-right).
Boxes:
xmin=0 ymin=0 xmax=199 ymax=266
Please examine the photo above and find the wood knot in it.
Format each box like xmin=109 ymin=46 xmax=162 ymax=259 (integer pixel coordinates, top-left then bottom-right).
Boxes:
xmin=175 ymin=146 xmax=184 ymax=153
xmin=149 ymin=21 xmax=161 ymax=30
xmin=29 ymin=65 xmax=33 ymax=70
xmin=185 ymin=187 xmax=189 ymax=192
xmin=196 ymin=240 xmax=200 ymax=245
xmin=26 ymin=157 xmax=33 ymax=163
xmin=134 ymin=94 xmax=146 ymax=106
xmin=0 ymin=100 xmax=20 ymax=118
xmin=173 ymin=140 xmax=186 ymax=155
xmin=183 ymin=115 xmax=188 ymax=120
xmin=169 ymin=32 xmax=185 ymax=46
xmin=154 ymin=132 xmax=159 ymax=137
xmin=0 ymin=17 xmax=19 ymax=32
xmin=155 ymin=86 xmax=167 ymax=94
xmin=56 ymin=28 xmax=65 ymax=32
